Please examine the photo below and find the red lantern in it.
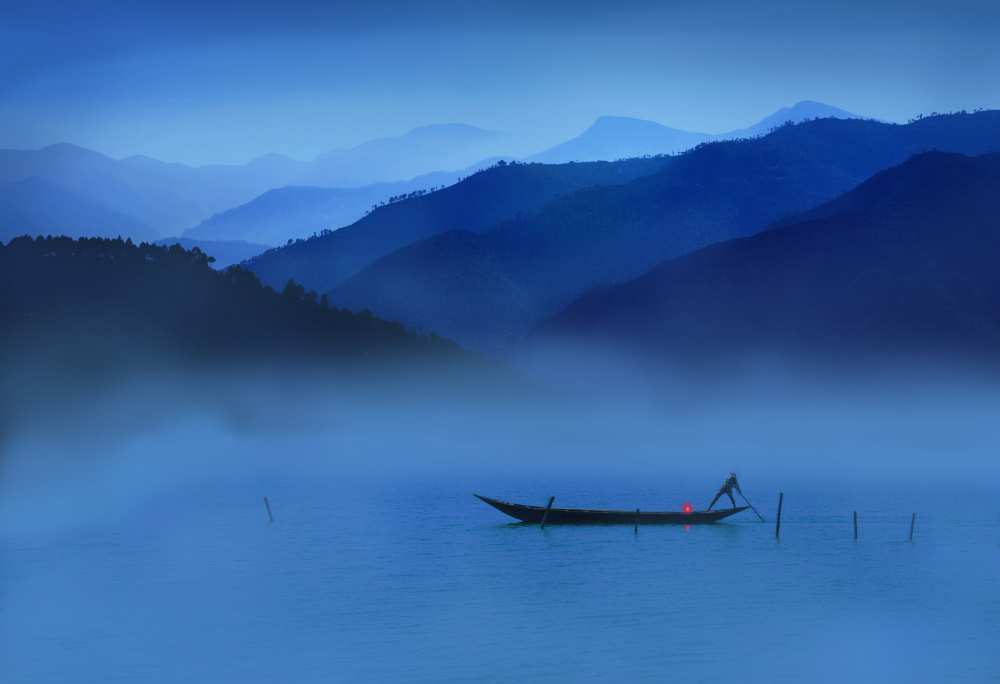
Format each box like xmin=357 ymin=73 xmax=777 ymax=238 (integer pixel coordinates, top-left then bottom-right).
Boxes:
xmin=681 ymin=501 xmax=694 ymax=514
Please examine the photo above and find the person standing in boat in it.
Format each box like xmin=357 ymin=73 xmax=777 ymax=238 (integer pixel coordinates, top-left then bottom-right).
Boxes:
xmin=707 ymin=473 xmax=742 ymax=510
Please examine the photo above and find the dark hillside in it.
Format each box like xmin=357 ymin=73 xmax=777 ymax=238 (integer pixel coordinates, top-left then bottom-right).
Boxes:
xmin=538 ymin=152 xmax=1000 ymax=370
xmin=0 ymin=237 xmax=459 ymax=378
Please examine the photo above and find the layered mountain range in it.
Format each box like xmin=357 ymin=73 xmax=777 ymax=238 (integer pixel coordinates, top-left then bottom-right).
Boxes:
xmin=527 ymin=100 xmax=858 ymax=163
xmin=0 ymin=124 xmax=507 ymax=244
xmin=290 ymin=111 xmax=1000 ymax=350
xmin=0 ymin=102 xmax=860 ymax=251
xmin=4 ymin=106 xmax=1000 ymax=377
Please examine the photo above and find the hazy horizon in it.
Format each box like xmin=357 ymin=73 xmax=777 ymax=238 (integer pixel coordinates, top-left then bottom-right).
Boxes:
xmin=4 ymin=1 xmax=999 ymax=164
xmin=2 ymin=100 xmax=871 ymax=167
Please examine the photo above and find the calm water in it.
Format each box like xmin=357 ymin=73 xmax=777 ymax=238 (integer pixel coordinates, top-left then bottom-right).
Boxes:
xmin=3 ymin=471 xmax=999 ymax=683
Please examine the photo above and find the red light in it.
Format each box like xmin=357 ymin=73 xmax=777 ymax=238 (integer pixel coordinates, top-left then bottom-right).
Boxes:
xmin=681 ymin=501 xmax=694 ymax=514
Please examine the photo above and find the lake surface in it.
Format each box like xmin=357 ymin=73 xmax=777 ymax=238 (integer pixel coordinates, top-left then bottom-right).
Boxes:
xmin=3 ymin=470 xmax=999 ymax=683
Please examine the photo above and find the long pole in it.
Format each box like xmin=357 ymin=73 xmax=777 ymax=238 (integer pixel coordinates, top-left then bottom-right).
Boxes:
xmin=853 ymin=511 xmax=859 ymax=540
xmin=740 ymin=492 xmax=766 ymax=522
xmin=909 ymin=513 xmax=916 ymax=542
xmin=634 ymin=508 xmax=640 ymax=535
xmin=540 ymin=496 xmax=555 ymax=528
xmin=263 ymin=496 xmax=274 ymax=524
xmin=775 ymin=492 xmax=783 ymax=540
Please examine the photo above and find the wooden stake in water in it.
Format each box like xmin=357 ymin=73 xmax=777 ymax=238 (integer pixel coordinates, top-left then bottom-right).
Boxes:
xmin=853 ymin=511 xmax=859 ymax=540
xmin=263 ymin=496 xmax=274 ymax=524
xmin=909 ymin=513 xmax=916 ymax=542
xmin=540 ymin=496 xmax=555 ymax=528
xmin=634 ymin=508 xmax=640 ymax=535
xmin=775 ymin=492 xmax=784 ymax=540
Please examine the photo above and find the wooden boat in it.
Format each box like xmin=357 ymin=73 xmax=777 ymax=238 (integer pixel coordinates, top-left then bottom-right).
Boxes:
xmin=475 ymin=494 xmax=747 ymax=525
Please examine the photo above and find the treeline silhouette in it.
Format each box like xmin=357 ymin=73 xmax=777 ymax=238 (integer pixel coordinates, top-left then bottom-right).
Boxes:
xmin=0 ymin=236 xmax=459 ymax=373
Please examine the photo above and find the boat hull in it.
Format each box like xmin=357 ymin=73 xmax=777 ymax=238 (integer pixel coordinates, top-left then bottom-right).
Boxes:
xmin=475 ymin=494 xmax=747 ymax=525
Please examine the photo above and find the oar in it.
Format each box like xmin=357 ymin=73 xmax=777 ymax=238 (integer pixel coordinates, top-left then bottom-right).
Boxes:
xmin=540 ymin=496 xmax=555 ymax=528
xmin=740 ymin=492 xmax=766 ymax=522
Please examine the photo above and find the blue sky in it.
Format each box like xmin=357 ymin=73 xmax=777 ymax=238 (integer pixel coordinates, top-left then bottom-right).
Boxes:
xmin=3 ymin=0 xmax=999 ymax=164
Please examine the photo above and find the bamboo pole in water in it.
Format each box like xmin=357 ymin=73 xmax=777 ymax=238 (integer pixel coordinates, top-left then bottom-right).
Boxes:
xmin=263 ymin=496 xmax=274 ymax=524
xmin=634 ymin=509 xmax=640 ymax=535
xmin=909 ymin=513 xmax=916 ymax=542
xmin=853 ymin=511 xmax=859 ymax=540
xmin=775 ymin=492 xmax=783 ymax=540
xmin=540 ymin=496 xmax=555 ymax=528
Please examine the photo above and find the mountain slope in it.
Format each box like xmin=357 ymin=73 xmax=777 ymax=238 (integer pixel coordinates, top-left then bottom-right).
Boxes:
xmin=183 ymin=163 xmax=494 ymax=246
xmin=539 ymin=152 xmax=1000 ymax=367
xmin=327 ymin=111 xmax=1000 ymax=350
xmin=0 ymin=144 xmax=299 ymax=238
xmin=0 ymin=177 xmax=153 ymax=243
xmin=184 ymin=186 xmax=353 ymax=245
xmin=246 ymin=156 xmax=673 ymax=293
xmin=723 ymin=100 xmax=860 ymax=139
xmin=300 ymin=124 xmax=511 ymax=187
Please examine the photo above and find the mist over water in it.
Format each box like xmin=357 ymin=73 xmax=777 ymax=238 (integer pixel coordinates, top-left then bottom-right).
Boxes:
xmin=6 ymin=1 xmax=1000 ymax=678
xmin=3 ymin=369 xmax=999 ymax=682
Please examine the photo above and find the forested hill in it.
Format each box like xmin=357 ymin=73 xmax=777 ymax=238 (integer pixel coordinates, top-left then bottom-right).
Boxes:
xmin=0 ymin=237 xmax=459 ymax=374
xmin=245 ymin=156 xmax=673 ymax=294
xmin=327 ymin=111 xmax=1000 ymax=349
xmin=537 ymin=151 xmax=1000 ymax=370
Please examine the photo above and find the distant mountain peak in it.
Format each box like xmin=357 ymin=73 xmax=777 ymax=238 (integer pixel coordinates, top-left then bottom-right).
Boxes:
xmin=528 ymin=116 xmax=711 ymax=163
xmin=40 ymin=142 xmax=92 ymax=153
xmin=35 ymin=142 xmax=110 ymax=161
xmin=586 ymin=115 xmax=684 ymax=133
xmin=592 ymin=115 xmax=656 ymax=125
xmin=791 ymin=99 xmax=839 ymax=109
xmin=407 ymin=123 xmax=498 ymax=138
xmin=773 ymin=100 xmax=857 ymax=118
xmin=733 ymin=101 xmax=861 ymax=138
